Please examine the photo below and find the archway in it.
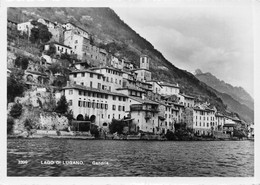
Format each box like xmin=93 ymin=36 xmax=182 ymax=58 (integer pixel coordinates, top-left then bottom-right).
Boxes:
xmin=76 ymin=114 xmax=84 ymax=121
xmin=26 ymin=74 xmax=33 ymax=82
xmin=103 ymin=122 xmax=108 ymax=127
xmin=90 ymin=115 xmax=96 ymax=123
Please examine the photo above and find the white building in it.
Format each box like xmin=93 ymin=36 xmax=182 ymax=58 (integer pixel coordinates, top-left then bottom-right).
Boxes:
xmin=17 ymin=21 xmax=34 ymax=36
xmin=129 ymin=96 xmax=159 ymax=133
xmin=178 ymin=93 xmax=195 ymax=108
xmin=63 ymin=83 xmax=129 ymax=128
xmin=63 ymin=22 xmax=90 ymax=39
xmin=134 ymin=55 xmax=152 ymax=82
xmin=64 ymin=30 xmax=90 ymax=60
xmin=44 ymin=42 xmax=73 ymax=56
xmin=159 ymin=82 xmax=180 ymax=96
xmin=192 ymin=106 xmax=216 ymax=135
xmin=90 ymin=67 xmax=124 ymax=92
xmin=69 ymin=69 xmax=105 ymax=90
xmin=147 ymin=80 xmax=162 ymax=94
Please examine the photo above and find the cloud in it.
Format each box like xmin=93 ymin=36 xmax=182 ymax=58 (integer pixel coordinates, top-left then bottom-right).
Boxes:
xmin=113 ymin=5 xmax=254 ymax=96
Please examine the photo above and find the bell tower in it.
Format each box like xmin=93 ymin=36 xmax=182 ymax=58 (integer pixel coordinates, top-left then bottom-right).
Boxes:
xmin=140 ymin=55 xmax=150 ymax=70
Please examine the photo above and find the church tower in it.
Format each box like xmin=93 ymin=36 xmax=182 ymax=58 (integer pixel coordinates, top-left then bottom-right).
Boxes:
xmin=140 ymin=55 xmax=150 ymax=70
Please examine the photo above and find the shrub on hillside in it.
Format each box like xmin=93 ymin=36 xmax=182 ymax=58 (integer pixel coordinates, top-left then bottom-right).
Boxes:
xmin=7 ymin=117 xmax=15 ymax=134
xmin=9 ymin=103 xmax=23 ymax=118
xmin=7 ymin=70 xmax=26 ymax=103
xmin=24 ymin=118 xmax=36 ymax=131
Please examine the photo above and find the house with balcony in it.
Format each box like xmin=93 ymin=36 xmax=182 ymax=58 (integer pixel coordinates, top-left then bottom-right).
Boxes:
xmin=159 ymin=82 xmax=180 ymax=96
xmin=129 ymin=96 xmax=159 ymax=133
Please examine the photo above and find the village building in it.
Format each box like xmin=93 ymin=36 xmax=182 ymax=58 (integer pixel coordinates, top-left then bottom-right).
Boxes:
xmin=159 ymin=82 xmax=180 ymax=96
xmin=129 ymin=96 xmax=159 ymax=133
xmin=134 ymin=55 xmax=152 ymax=82
xmin=64 ymin=30 xmax=90 ymax=60
xmin=17 ymin=20 xmax=34 ymax=36
xmin=215 ymin=113 xmax=225 ymax=131
xmin=178 ymin=93 xmax=195 ymax=107
xmin=147 ymin=80 xmax=162 ymax=94
xmin=122 ymin=71 xmax=137 ymax=89
xmin=38 ymin=18 xmax=64 ymax=43
xmin=69 ymin=69 xmax=106 ymax=90
xmin=44 ymin=42 xmax=73 ymax=56
xmin=107 ymin=54 xmax=124 ymax=70
xmin=63 ymin=83 xmax=129 ymax=128
xmin=192 ymin=106 xmax=216 ymax=135
xmin=63 ymin=22 xmax=90 ymax=39
xmin=90 ymin=66 xmax=124 ymax=92
xmin=223 ymin=116 xmax=237 ymax=135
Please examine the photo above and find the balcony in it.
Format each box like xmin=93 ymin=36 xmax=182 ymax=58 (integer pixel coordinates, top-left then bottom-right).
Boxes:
xmin=130 ymin=104 xmax=159 ymax=112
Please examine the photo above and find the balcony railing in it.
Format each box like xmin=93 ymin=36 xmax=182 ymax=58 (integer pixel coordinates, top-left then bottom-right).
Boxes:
xmin=130 ymin=105 xmax=159 ymax=112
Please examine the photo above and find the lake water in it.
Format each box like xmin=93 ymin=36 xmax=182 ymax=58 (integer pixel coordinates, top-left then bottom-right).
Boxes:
xmin=7 ymin=139 xmax=254 ymax=176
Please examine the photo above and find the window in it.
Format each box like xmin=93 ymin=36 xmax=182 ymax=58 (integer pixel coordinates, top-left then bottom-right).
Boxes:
xmin=79 ymin=91 xmax=82 ymax=95
xmin=115 ymin=79 xmax=117 ymax=84
xmin=113 ymin=96 xmax=116 ymax=100
xmin=105 ymin=95 xmax=108 ymax=99
xmin=81 ymin=73 xmax=85 ymax=77
xmin=92 ymin=93 xmax=96 ymax=98
xmin=118 ymin=105 xmax=121 ymax=111
xmin=119 ymin=80 xmax=121 ymax=85
xmin=108 ymin=114 xmax=110 ymax=119
xmin=92 ymin=102 xmax=95 ymax=108
xmin=69 ymin=100 xmax=72 ymax=106
xmin=83 ymin=101 xmax=86 ymax=107
xmin=98 ymin=83 xmax=101 ymax=89
xmin=111 ymin=78 xmax=113 ymax=83
xmin=75 ymin=40 xmax=78 ymax=44
xmin=88 ymin=92 xmax=91 ymax=97
xmin=96 ymin=103 xmax=100 ymax=109
xmin=87 ymin=102 xmax=91 ymax=108
xmin=118 ymin=114 xmax=120 ymax=119
xmin=122 ymin=106 xmax=125 ymax=111
xmin=101 ymin=104 xmax=104 ymax=109
xmin=81 ymin=82 xmax=84 ymax=86
xmin=112 ymin=105 xmax=116 ymax=110
xmin=105 ymin=104 xmax=108 ymax=109
xmin=118 ymin=97 xmax=122 ymax=101
xmin=90 ymin=81 xmax=93 ymax=88
xmin=78 ymin=100 xmax=82 ymax=107
xmin=69 ymin=90 xmax=73 ymax=95
xmin=90 ymin=73 xmax=93 ymax=78
xmin=74 ymin=73 xmax=77 ymax=78
xmin=98 ymin=75 xmax=101 ymax=79
xmin=207 ymin=123 xmax=209 ymax=127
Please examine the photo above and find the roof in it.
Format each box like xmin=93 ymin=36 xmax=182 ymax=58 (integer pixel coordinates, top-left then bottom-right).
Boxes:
xmin=117 ymin=86 xmax=145 ymax=93
xmin=133 ymin=68 xmax=151 ymax=72
xmin=160 ymin=82 xmax=179 ymax=88
xmin=38 ymin=18 xmax=56 ymax=25
xmin=179 ymin=93 xmax=195 ymax=99
xmin=8 ymin=20 xmax=18 ymax=24
xmin=146 ymin=80 xmax=163 ymax=88
xmin=63 ymin=84 xmax=128 ymax=97
xmin=172 ymin=102 xmax=185 ymax=107
xmin=64 ymin=22 xmax=89 ymax=34
xmin=45 ymin=42 xmax=72 ymax=49
xmin=128 ymin=96 xmax=158 ymax=105
xmin=70 ymin=69 xmax=104 ymax=76
xmin=90 ymin=66 xmax=124 ymax=74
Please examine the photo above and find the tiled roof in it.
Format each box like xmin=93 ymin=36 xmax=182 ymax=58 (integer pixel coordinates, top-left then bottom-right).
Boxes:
xmin=117 ymin=86 xmax=145 ymax=92
xmin=180 ymin=93 xmax=195 ymax=99
xmin=160 ymin=82 xmax=179 ymax=88
xmin=70 ymin=69 xmax=104 ymax=76
xmin=63 ymin=84 xmax=128 ymax=97
xmin=128 ymin=96 xmax=158 ymax=105
xmin=90 ymin=66 xmax=124 ymax=73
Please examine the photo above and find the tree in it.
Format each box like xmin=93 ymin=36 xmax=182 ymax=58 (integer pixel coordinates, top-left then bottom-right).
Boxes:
xmin=7 ymin=116 xmax=15 ymax=134
xmin=46 ymin=44 xmax=56 ymax=56
xmin=10 ymin=103 xmax=23 ymax=118
xmin=109 ymin=119 xmax=125 ymax=134
xmin=29 ymin=21 xmax=52 ymax=44
xmin=55 ymin=95 xmax=68 ymax=114
xmin=7 ymin=69 xmax=26 ymax=103
xmin=14 ymin=56 xmax=29 ymax=70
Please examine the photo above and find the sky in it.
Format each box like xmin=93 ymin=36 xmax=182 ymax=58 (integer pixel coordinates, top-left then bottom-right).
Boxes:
xmin=113 ymin=1 xmax=254 ymax=97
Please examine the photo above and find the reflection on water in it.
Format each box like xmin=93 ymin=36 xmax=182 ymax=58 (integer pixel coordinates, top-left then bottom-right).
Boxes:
xmin=7 ymin=139 xmax=254 ymax=176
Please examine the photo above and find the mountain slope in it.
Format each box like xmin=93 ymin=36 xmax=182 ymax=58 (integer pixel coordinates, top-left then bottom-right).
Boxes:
xmin=195 ymin=70 xmax=254 ymax=109
xmin=7 ymin=7 xmax=253 ymax=123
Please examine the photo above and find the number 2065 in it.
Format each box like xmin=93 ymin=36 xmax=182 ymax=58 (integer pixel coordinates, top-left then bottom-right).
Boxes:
xmin=18 ymin=160 xmax=28 ymax=164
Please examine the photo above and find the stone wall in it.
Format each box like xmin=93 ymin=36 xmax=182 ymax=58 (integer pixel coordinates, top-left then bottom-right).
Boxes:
xmin=39 ymin=112 xmax=69 ymax=131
